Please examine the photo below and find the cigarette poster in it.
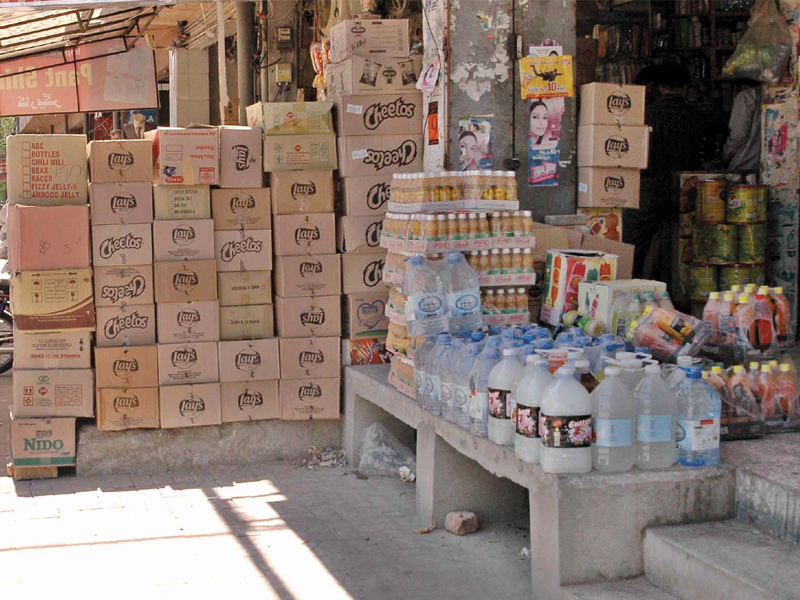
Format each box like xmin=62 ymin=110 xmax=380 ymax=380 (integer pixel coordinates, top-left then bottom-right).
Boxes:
xmin=519 ymin=55 xmax=574 ymax=100
xmin=458 ymin=115 xmax=493 ymax=170
xmin=528 ymin=98 xmax=564 ymax=186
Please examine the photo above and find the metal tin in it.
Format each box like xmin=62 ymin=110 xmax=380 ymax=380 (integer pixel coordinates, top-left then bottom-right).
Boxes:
xmin=692 ymin=227 xmax=706 ymax=263
xmin=705 ymin=224 xmax=737 ymax=264
xmin=737 ymin=224 xmax=766 ymax=264
xmin=750 ymin=262 xmax=767 ymax=286
xmin=696 ymin=179 xmax=727 ymax=225
xmin=679 ymin=212 xmax=695 ymax=238
xmin=678 ymin=236 xmax=694 ymax=263
xmin=719 ymin=264 xmax=752 ymax=289
xmin=688 ymin=264 xmax=718 ymax=300
xmin=727 ymin=185 xmax=767 ymax=224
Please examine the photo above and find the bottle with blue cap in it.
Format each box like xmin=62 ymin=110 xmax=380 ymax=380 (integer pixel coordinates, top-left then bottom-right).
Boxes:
xmin=441 ymin=252 xmax=483 ymax=334
xmin=674 ymin=365 xmax=721 ymax=467
xmin=401 ymin=255 xmax=449 ymax=337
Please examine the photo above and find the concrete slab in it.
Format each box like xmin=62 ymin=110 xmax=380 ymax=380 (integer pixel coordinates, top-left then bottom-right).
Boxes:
xmin=562 ymin=577 xmax=677 ymax=600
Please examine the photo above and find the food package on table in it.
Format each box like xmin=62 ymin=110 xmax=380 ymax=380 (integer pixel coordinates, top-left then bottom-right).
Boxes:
xmin=627 ymin=305 xmax=710 ymax=363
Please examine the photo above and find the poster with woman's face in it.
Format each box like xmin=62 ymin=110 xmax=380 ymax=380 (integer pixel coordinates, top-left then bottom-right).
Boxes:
xmin=458 ymin=115 xmax=493 ymax=171
xmin=529 ymin=98 xmax=564 ymax=186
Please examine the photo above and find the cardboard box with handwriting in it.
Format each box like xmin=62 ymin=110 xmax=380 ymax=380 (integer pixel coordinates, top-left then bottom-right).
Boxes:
xmin=7 ymin=134 xmax=87 ymax=206
xmin=8 ymin=204 xmax=90 ymax=271
xmin=218 ymin=271 xmax=272 ymax=306
xmin=219 ymin=304 xmax=274 ymax=341
xmin=153 ymin=185 xmax=211 ymax=220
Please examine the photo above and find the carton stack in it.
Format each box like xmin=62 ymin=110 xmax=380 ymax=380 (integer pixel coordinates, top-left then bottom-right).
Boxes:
xmin=7 ymin=134 xmax=95 ymax=472
xmin=89 ymin=138 xmax=160 ymax=431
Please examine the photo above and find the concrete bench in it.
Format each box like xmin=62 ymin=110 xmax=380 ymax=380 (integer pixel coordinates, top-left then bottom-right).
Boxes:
xmin=344 ymin=364 xmax=736 ymax=600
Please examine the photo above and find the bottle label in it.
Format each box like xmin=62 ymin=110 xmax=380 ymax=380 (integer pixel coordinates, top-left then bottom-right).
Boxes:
xmin=515 ymin=405 xmax=540 ymax=438
xmin=676 ymin=418 xmax=720 ymax=452
xmin=403 ymin=293 xmax=447 ymax=323
xmin=428 ymin=375 xmax=440 ymax=404
xmin=636 ymin=414 xmax=673 ymax=443
xmin=440 ymin=381 xmax=454 ymax=411
xmin=615 ymin=315 xmax=627 ymax=336
xmin=540 ymin=413 xmax=592 ymax=448
xmin=488 ymin=387 xmax=512 ymax=420
xmin=469 ymin=390 xmax=488 ymax=420
xmin=454 ymin=385 xmax=470 ymax=410
xmin=447 ymin=289 xmax=481 ymax=318
xmin=414 ymin=371 xmax=424 ymax=396
xmin=593 ymin=418 xmax=633 ymax=447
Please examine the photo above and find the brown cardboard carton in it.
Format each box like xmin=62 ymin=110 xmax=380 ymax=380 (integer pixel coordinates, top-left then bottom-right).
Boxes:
xmin=96 ymin=304 xmax=157 ymax=347
xmin=340 ymin=175 xmax=391 ymax=216
xmin=334 ymin=93 xmax=424 ymax=136
xmin=7 ymin=134 xmax=88 ymax=206
xmin=153 ymin=185 xmax=211 ymax=220
xmin=218 ymin=271 xmax=272 ymax=306
xmin=87 ymin=139 xmax=154 ymax=183
xmin=10 ymin=415 xmax=76 ymax=467
xmin=157 ymin=300 xmax=220 ymax=344
xmin=218 ymin=338 xmax=280 ymax=382
xmin=92 ymin=223 xmax=153 ymax=267
xmin=94 ymin=265 xmax=154 ymax=307
xmin=273 ymin=214 xmax=336 ymax=256
xmin=337 ymin=215 xmax=384 ymax=254
xmin=326 ymin=56 xmax=422 ymax=99
xmin=279 ymin=337 xmax=341 ymax=379
xmin=221 ymin=380 xmax=279 ymax=423
xmin=90 ymin=182 xmax=154 ymax=225
xmin=8 ymin=204 xmax=90 ymax=272
xmin=148 ymin=127 xmax=220 ymax=186
xmin=94 ymin=345 xmax=159 ymax=389
xmin=11 ymin=269 xmax=95 ymax=331
xmin=270 ymin=171 xmax=334 ymax=214
xmin=13 ymin=368 xmax=94 ymax=418
xmin=329 ymin=19 xmax=409 ymax=62
xmin=97 ymin=387 xmax=159 ymax=431
xmin=337 ymin=135 xmax=423 ymax=177
xmin=211 ymin=188 xmax=271 ymax=230
xmin=577 ymin=125 xmax=650 ymax=169
xmin=341 ymin=252 xmax=386 ymax=294
xmin=159 ymin=382 xmax=222 ymax=428
xmin=154 ymin=260 xmax=218 ymax=303
xmin=219 ymin=304 xmax=274 ymax=341
xmin=158 ymin=341 xmax=219 ymax=386
xmin=273 ymin=254 xmax=341 ymax=297
xmin=262 ymin=134 xmax=338 ymax=172
xmin=343 ymin=292 xmax=389 ymax=339
xmin=214 ymin=230 xmax=273 ymax=272
xmin=219 ymin=126 xmax=263 ymax=188
xmin=246 ymin=101 xmax=334 ymax=136
xmin=279 ymin=377 xmax=340 ymax=420
xmin=153 ymin=219 xmax=215 ymax=262
xmin=577 ymin=167 xmax=641 ymax=209
xmin=15 ymin=330 xmax=91 ymax=370
xmin=579 ymin=83 xmax=646 ymax=126
xmin=275 ymin=295 xmax=342 ymax=338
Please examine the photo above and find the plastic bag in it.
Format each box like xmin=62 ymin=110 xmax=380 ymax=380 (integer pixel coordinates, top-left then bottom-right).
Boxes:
xmin=358 ymin=423 xmax=417 ymax=476
xmin=722 ymin=0 xmax=793 ymax=84
xmin=628 ymin=306 xmax=711 ymax=364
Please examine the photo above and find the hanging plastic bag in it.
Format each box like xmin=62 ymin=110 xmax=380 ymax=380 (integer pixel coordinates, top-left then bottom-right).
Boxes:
xmin=722 ymin=0 xmax=793 ymax=84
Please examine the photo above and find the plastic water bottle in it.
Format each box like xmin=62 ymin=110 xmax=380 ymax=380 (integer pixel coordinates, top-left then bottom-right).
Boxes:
xmin=439 ymin=338 xmax=462 ymax=422
xmin=487 ymin=348 xmax=524 ymax=445
xmin=469 ymin=345 xmax=501 ymax=438
xmin=620 ymin=359 xmax=646 ymax=392
xmin=401 ymin=255 xmax=449 ymax=337
xmin=540 ymin=365 xmax=593 ymax=474
xmin=414 ymin=336 xmax=436 ymax=407
xmin=592 ymin=366 xmax=634 ymax=472
xmin=453 ymin=335 xmax=483 ymax=429
xmin=514 ymin=357 xmax=554 ymax=463
xmin=675 ymin=366 xmax=721 ymax=467
xmin=425 ymin=334 xmax=451 ymax=415
xmin=612 ymin=292 xmax=630 ymax=337
xmin=666 ymin=355 xmax=694 ymax=390
xmin=441 ymin=252 xmax=483 ymax=334
xmin=634 ymin=363 xmax=677 ymax=469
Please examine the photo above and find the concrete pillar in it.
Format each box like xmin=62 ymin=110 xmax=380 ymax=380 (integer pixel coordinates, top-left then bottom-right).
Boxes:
xmin=236 ymin=2 xmax=255 ymax=124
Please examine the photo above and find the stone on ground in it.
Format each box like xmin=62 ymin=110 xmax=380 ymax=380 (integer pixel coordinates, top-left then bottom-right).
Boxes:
xmin=445 ymin=511 xmax=480 ymax=535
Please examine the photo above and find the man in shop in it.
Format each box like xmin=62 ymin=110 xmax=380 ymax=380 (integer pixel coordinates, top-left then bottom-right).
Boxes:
xmin=723 ymin=80 xmax=762 ymax=173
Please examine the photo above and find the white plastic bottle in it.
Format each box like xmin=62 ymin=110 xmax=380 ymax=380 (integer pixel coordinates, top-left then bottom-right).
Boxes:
xmin=634 ymin=363 xmax=677 ymax=469
xmin=441 ymin=252 xmax=483 ymax=334
xmin=453 ymin=335 xmax=483 ymax=429
xmin=514 ymin=357 xmax=554 ymax=463
xmin=591 ymin=366 xmax=635 ymax=472
xmin=469 ymin=345 xmax=501 ymax=438
xmin=540 ymin=365 xmax=593 ymax=474
xmin=401 ymin=255 xmax=449 ymax=337
xmin=487 ymin=348 xmax=524 ymax=445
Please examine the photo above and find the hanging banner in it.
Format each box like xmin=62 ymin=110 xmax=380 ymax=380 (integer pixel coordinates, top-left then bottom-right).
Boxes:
xmin=519 ymin=55 xmax=574 ymax=100
xmin=528 ymin=98 xmax=564 ymax=186
xmin=458 ymin=115 xmax=493 ymax=170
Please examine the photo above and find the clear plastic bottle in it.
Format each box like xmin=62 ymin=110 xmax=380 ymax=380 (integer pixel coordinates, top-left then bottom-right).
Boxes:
xmin=439 ymin=338 xmax=463 ymax=423
xmin=425 ymin=334 xmax=452 ymax=416
xmin=657 ymin=291 xmax=675 ymax=310
xmin=402 ymin=255 xmax=449 ymax=337
xmin=667 ymin=355 xmax=695 ymax=390
xmin=703 ymin=292 xmax=722 ymax=342
xmin=454 ymin=333 xmax=484 ymax=429
xmin=469 ymin=345 xmax=502 ymax=438
xmin=612 ymin=292 xmax=631 ymax=338
xmin=540 ymin=364 xmax=593 ymax=474
xmin=674 ymin=366 xmax=721 ymax=467
xmin=514 ymin=357 xmax=553 ymax=464
xmin=414 ymin=335 xmax=437 ymax=408
xmin=592 ymin=366 xmax=635 ymax=472
xmin=627 ymin=292 xmax=645 ymax=324
xmin=441 ymin=252 xmax=483 ymax=334
xmin=634 ymin=363 xmax=677 ymax=469
xmin=487 ymin=348 xmax=525 ymax=445
xmin=644 ymin=291 xmax=658 ymax=311
xmin=620 ymin=358 xmax=646 ymax=392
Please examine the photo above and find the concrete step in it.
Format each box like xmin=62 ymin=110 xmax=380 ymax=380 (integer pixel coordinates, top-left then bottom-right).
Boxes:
xmin=562 ymin=577 xmax=677 ymax=600
xmin=645 ymin=520 xmax=800 ymax=600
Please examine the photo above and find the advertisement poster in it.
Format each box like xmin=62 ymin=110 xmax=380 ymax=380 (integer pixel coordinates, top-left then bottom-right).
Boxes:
xmin=528 ymin=98 xmax=564 ymax=186
xmin=519 ymin=55 xmax=574 ymax=100
xmin=458 ymin=115 xmax=493 ymax=170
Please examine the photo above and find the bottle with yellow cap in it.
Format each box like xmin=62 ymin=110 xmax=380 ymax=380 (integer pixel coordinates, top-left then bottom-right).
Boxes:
xmin=758 ymin=364 xmax=778 ymax=420
xmin=744 ymin=284 xmax=756 ymax=294
xmin=773 ymin=363 xmax=800 ymax=429
xmin=703 ymin=292 xmax=722 ymax=343
xmin=769 ymin=287 xmax=791 ymax=343
xmin=725 ymin=364 xmax=765 ymax=440
xmin=717 ymin=292 xmax=736 ymax=346
xmin=729 ymin=284 xmax=742 ymax=295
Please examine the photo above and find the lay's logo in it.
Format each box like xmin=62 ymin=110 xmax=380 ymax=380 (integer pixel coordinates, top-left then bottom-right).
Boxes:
xmin=235 ymin=349 xmax=262 ymax=371
xmin=299 ymin=348 xmax=324 ymax=370
xmin=295 ymin=226 xmax=321 ymax=246
xmin=108 ymin=150 xmax=134 ymax=171
xmin=604 ymin=175 xmax=625 ymax=192
xmin=298 ymin=383 xmax=322 ymax=400
xmin=607 ymin=92 xmax=632 ymax=116
xmin=300 ymin=261 xmax=323 ymax=277
xmin=113 ymin=393 xmax=139 ymax=414
xmin=238 ymin=390 xmax=264 ymax=411
xmin=604 ymin=136 xmax=629 ymax=158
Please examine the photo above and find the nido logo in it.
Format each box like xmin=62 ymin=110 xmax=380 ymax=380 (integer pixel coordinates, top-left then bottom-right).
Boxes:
xmin=365 ymin=221 xmax=382 ymax=247
xmin=104 ymin=311 xmax=149 ymax=339
xmin=179 ymin=395 xmax=205 ymax=418
xmin=604 ymin=136 xmax=630 ymax=159
xmin=100 ymin=274 xmax=147 ymax=304
xmin=298 ymin=383 xmax=322 ymax=401
xmin=366 ymin=181 xmax=390 ymax=210
xmin=230 ymin=194 xmax=256 ymax=215
xmin=173 ymin=271 xmax=199 ymax=293
xmin=110 ymin=194 xmax=137 ymax=215
xmin=300 ymin=306 xmax=325 ymax=326
xmin=299 ymin=348 xmax=324 ymax=370
xmin=607 ymin=92 xmax=632 ymax=116
xmin=235 ymin=349 xmax=262 ymax=371
xmin=418 ymin=295 xmax=443 ymax=314
xmin=300 ymin=261 xmax=323 ymax=277
xmin=231 ymin=144 xmax=252 ymax=171
xmin=113 ymin=393 xmax=139 ymax=415
xmin=238 ymin=390 xmax=264 ymax=411
xmin=112 ymin=357 xmax=140 ymax=377
xmin=172 ymin=225 xmax=196 ymax=246
xmin=604 ymin=175 xmax=625 ymax=193
xmin=295 ymin=226 xmax=321 ymax=246
xmin=171 ymin=346 xmax=198 ymax=369
xmin=363 ymin=259 xmax=384 ymax=288
xmin=23 ymin=437 xmax=64 ymax=452
xmin=99 ymin=232 xmax=144 ymax=260
xmin=364 ymin=140 xmax=418 ymax=171
xmin=177 ymin=308 xmax=201 ymax=328
xmin=363 ymin=97 xmax=416 ymax=131
xmin=108 ymin=150 xmax=134 ymax=171
xmin=220 ymin=236 xmax=263 ymax=262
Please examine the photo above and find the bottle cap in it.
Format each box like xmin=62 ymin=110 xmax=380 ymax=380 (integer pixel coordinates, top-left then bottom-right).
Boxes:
xmin=645 ymin=363 xmax=661 ymax=375
xmin=775 ymin=287 xmax=784 ymax=294
xmin=677 ymin=356 xmax=693 ymax=367
xmin=749 ymin=361 xmax=760 ymax=370
xmin=730 ymin=285 xmax=741 ymax=293
xmin=642 ymin=305 xmax=653 ymax=316
xmin=757 ymin=286 xmax=769 ymax=295
xmin=781 ymin=364 xmax=791 ymax=372
xmin=761 ymin=364 xmax=771 ymax=373
xmin=723 ymin=292 xmax=734 ymax=301
xmin=739 ymin=294 xmax=750 ymax=303
xmin=605 ymin=366 xmax=621 ymax=376
xmin=502 ymin=348 xmax=516 ymax=356
xmin=557 ymin=365 xmax=575 ymax=376
xmin=709 ymin=291 xmax=720 ymax=300
xmin=575 ymin=359 xmax=590 ymax=369
xmin=769 ymin=360 xmax=779 ymax=367
xmin=744 ymin=284 xmax=755 ymax=293
xmin=711 ymin=366 xmax=723 ymax=374
xmin=733 ymin=365 xmax=744 ymax=373
xmin=702 ymin=371 xmax=709 ymax=379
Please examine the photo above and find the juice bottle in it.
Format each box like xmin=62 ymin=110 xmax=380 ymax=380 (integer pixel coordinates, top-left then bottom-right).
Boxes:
xmin=642 ymin=305 xmax=693 ymax=343
xmin=703 ymin=292 xmax=722 ymax=343
xmin=408 ymin=214 xmax=422 ymax=241
xmin=490 ymin=211 xmax=502 ymax=237
xmin=522 ymin=248 xmax=534 ymax=272
xmin=496 ymin=289 xmax=507 ymax=314
xmin=512 ymin=248 xmax=524 ymax=272
xmin=435 ymin=214 xmax=447 ymax=241
xmin=521 ymin=210 xmax=534 ymax=236
xmin=759 ymin=364 xmax=778 ymax=419
xmin=770 ymin=287 xmax=791 ymax=343
xmin=752 ymin=289 xmax=776 ymax=351
xmin=489 ymin=249 xmax=501 ymax=274
xmin=479 ymin=250 xmax=491 ymax=275
xmin=446 ymin=213 xmax=458 ymax=240
xmin=423 ymin=215 xmax=437 ymax=241
xmin=775 ymin=363 xmax=799 ymax=422
xmin=457 ymin=213 xmax=469 ymax=240
xmin=484 ymin=289 xmax=497 ymax=314
xmin=718 ymin=292 xmax=736 ymax=345
xmin=500 ymin=211 xmax=512 ymax=237
xmin=467 ymin=251 xmax=480 ymax=271
xmin=501 ymin=249 xmax=513 ymax=273
xmin=511 ymin=211 xmax=523 ymax=236
xmin=734 ymin=294 xmax=756 ymax=350
xmin=517 ymin=288 xmax=529 ymax=314
xmin=477 ymin=213 xmax=490 ymax=238
xmin=467 ymin=213 xmax=478 ymax=239
xmin=730 ymin=284 xmax=742 ymax=295
xmin=505 ymin=288 xmax=517 ymax=314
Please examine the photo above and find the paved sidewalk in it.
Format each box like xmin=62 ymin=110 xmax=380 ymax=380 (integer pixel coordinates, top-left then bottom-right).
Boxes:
xmin=0 ymin=464 xmax=531 ymax=599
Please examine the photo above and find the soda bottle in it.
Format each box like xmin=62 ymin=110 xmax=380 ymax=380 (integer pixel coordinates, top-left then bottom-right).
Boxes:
xmin=487 ymin=348 xmax=525 ymax=445
xmin=770 ymin=287 xmax=791 ymax=343
xmin=441 ymin=252 xmax=483 ymax=334
xmin=540 ymin=365 xmax=593 ymax=474
xmin=469 ymin=344 xmax=501 ymax=438
xmin=753 ymin=287 xmax=776 ymax=351
xmin=592 ymin=366 xmax=634 ymax=472
xmin=634 ymin=363 xmax=677 ymax=469
xmin=774 ymin=364 xmax=799 ymax=424
xmin=674 ymin=366 xmax=721 ymax=467
xmin=425 ymin=334 xmax=452 ymax=415
xmin=574 ymin=359 xmax=599 ymax=393
xmin=453 ymin=334 xmax=483 ymax=429
xmin=413 ymin=335 xmax=437 ymax=407
xmin=703 ymin=292 xmax=722 ymax=343
xmin=439 ymin=338 xmax=463 ymax=423
xmin=611 ymin=292 xmax=631 ymax=338
xmin=513 ymin=357 xmax=554 ymax=463
xmin=402 ymin=255 xmax=449 ymax=337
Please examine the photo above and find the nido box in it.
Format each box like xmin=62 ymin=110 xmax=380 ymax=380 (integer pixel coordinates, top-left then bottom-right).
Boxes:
xmin=158 ymin=341 xmax=219 ymax=386
xmin=218 ymin=338 xmax=280 ymax=382
xmin=326 ymin=56 xmax=422 ymax=100
xmin=343 ymin=292 xmax=389 ymax=338
xmin=15 ymin=330 xmax=91 ymax=370
xmin=275 ymin=295 xmax=341 ymax=338
xmin=153 ymin=219 xmax=215 ymax=262
xmin=219 ymin=304 xmax=274 ymax=341
xmin=221 ymin=380 xmax=279 ymax=423
xmin=96 ymin=387 xmax=160 ymax=431
xmin=94 ymin=265 xmax=154 ymax=307
xmin=279 ymin=336 xmax=341 ymax=379
xmin=576 ymin=125 xmax=650 ymax=169
xmin=153 ymin=185 xmax=211 ymax=220
xmin=157 ymin=300 xmax=220 ymax=344
xmin=334 ymin=93 xmax=424 ymax=137
xmin=262 ymin=134 xmax=338 ymax=172
xmin=214 ymin=230 xmax=273 ymax=272
xmin=341 ymin=252 xmax=386 ymax=294
xmin=90 ymin=182 xmax=154 ymax=225
xmin=279 ymin=377 xmax=340 ymax=420
xmin=340 ymin=175 xmax=391 ymax=216
xmin=270 ymin=170 xmax=334 ymax=215
xmin=7 ymin=134 xmax=88 ymax=206
xmin=92 ymin=223 xmax=153 ymax=267
xmin=211 ymin=188 xmax=271 ymax=230
xmin=579 ymin=82 xmax=646 ymax=126
xmin=273 ymin=254 xmax=341 ymax=298
xmin=155 ymin=260 xmax=218 ymax=303
xmin=159 ymin=382 xmax=222 ymax=428
xmin=95 ymin=345 xmax=159 ymax=388
xmin=8 ymin=204 xmax=90 ymax=272
xmin=11 ymin=269 xmax=95 ymax=331
xmin=273 ymin=214 xmax=335 ymax=256
xmin=10 ymin=416 xmax=76 ymax=467
xmin=328 ymin=19 xmax=410 ymax=62
xmin=338 ymin=135 xmax=423 ymax=177
xmin=148 ymin=127 xmax=220 ymax=186
xmin=95 ymin=304 xmax=156 ymax=347
xmin=577 ymin=167 xmax=641 ymax=209
xmin=87 ymin=139 xmax=153 ymax=183
xmin=13 ymin=368 xmax=94 ymax=418
xmin=219 ymin=126 xmax=263 ymax=188
xmin=218 ymin=271 xmax=272 ymax=306
xmin=246 ymin=101 xmax=334 ymax=136
xmin=337 ymin=215 xmax=384 ymax=254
